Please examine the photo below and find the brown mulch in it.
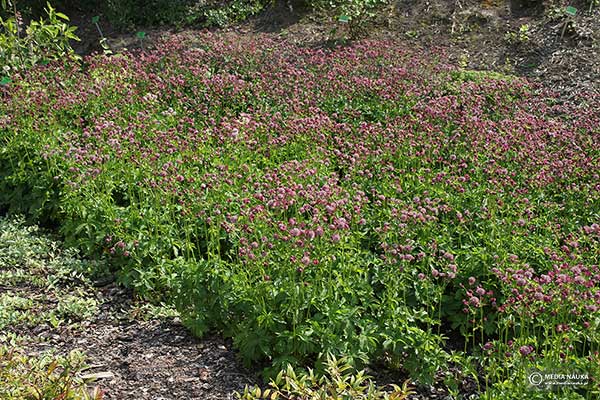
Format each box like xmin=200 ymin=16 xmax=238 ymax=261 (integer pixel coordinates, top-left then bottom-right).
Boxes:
xmin=20 ymin=284 xmax=258 ymax=400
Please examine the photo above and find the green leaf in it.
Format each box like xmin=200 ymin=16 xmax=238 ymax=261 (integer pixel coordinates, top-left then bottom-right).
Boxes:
xmin=136 ymin=31 xmax=146 ymax=39
xmin=565 ymin=6 xmax=577 ymax=16
xmin=338 ymin=15 xmax=349 ymax=23
xmin=0 ymin=76 xmax=11 ymax=85
xmin=91 ymin=16 xmax=100 ymax=24
xmin=55 ymin=12 xmax=69 ymax=21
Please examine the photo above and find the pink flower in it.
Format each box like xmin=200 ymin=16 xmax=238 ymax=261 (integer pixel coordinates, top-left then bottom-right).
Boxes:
xmin=583 ymin=321 xmax=590 ymax=329
xmin=519 ymin=345 xmax=533 ymax=356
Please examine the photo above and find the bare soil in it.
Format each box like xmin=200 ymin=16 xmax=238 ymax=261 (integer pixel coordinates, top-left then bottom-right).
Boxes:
xmin=240 ymin=0 xmax=599 ymax=99
xmin=5 ymin=280 xmax=258 ymax=399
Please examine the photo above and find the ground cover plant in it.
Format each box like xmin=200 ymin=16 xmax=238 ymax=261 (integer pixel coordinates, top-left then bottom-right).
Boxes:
xmin=0 ymin=346 xmax=103 ymax=400
xmin=0 ymin=32 xmax=599 ymax=397
xmin=0 ymin=217 xmax=104 ymax=399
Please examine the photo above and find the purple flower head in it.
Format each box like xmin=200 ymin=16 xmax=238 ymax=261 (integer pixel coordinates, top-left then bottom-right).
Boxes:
xmin=519 ymin=345 xmax=533 ymax=356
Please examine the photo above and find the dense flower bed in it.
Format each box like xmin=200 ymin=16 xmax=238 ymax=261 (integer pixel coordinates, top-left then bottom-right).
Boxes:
xmin=1 ymin=32 xmax=598 ymax=397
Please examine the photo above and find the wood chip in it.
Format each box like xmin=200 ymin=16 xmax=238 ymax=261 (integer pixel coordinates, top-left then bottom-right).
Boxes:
xmin=80 ymin=371 xmax=115 ymax=380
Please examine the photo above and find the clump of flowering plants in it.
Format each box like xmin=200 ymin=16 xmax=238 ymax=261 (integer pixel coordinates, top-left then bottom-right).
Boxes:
xmin=0 ymin=31 xmax=598 ymax=396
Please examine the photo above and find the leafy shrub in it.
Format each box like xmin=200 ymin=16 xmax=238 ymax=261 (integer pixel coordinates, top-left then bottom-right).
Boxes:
xmin=309 ymin=0 xmax=389 ymax=38
xmin=0 ymin=1 xmax=79 ymax=77
xmin=200 ymin=0 xmax=269 ymax=28
xmin=0 ymin=0 xmax=97 ymax=20
xmin=104 ymin=0 xmax=279 ymax=30
xmin=80 ymin=0 xmax=389 ymax=31
xmin=104 ymin=0 xmax=196 ymax=30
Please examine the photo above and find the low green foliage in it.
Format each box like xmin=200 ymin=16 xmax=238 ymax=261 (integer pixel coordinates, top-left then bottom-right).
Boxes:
xmin=0 ymin=347 xmax=103 ymax=400
xmin=129 ymin=301 xmax=179 ymax=321
xmin=505 ymin=24 xmax=530 ymax=44
xmin=237 ymin=354 xmax=415 ymax=400
xmin=0 ymin=217 xmax=105 ymax=398
xmin=0 ymin=217 xmax=102 ymax=330
xmin=0 ymin=217 xmax=109 ymax=285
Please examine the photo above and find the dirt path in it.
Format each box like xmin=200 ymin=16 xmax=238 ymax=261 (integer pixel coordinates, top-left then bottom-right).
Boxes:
xmin=37 ymin=287 xmax=256 ymax=399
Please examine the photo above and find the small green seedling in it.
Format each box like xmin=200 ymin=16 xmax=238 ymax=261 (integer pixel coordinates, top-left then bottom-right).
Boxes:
xmin=0 ymin=76 xmax=11 ymax=85
xmin=338 ymin=15 xmax=349 ymax=23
